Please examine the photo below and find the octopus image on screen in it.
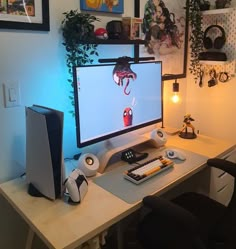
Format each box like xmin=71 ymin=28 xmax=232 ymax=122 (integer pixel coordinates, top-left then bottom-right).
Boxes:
xmin=113 ymin=58 xmax=137 ymax=96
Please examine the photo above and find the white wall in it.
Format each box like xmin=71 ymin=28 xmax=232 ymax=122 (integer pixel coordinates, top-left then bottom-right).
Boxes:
xmin=0 ymin=0 xmax=78 ymax=183
xmin=0 ymin=2 xmax=79 ymax=248
xmin=186 ymin=72 xmax=236 ymax=142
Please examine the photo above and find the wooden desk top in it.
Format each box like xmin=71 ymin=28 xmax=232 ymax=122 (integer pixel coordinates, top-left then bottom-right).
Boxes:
xmin=0 ymin=134 xmax=235 ymax=249
xmin=167 ymin=134 xmax=235 ymax=158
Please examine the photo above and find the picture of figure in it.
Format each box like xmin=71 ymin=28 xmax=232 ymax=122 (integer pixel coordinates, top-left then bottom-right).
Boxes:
xmin=131 ymin=23 xmax=140 ymax=39
xmin=0 ymin=0 xmax=7 ymax=13
xmin=81 ymin=0 xmax=123 ymax=14
xmin=104 ymin=0 xmax=119 ymax=12
xmin=0 ymin=0 xmax=35 ymax=16
xmin=142 ymin=0 xmax=184 ymax=56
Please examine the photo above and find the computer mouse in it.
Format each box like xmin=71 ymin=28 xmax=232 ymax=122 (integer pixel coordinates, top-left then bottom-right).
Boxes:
xmin=165 ymin=149 xmax=186 ymax=161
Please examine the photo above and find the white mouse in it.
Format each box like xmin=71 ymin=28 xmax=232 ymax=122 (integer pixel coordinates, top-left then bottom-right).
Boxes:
xmin=165 ymin=149 xmax=186 ymax=161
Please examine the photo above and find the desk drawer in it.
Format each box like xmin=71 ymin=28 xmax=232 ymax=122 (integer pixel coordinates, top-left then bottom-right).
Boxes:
xmin=210 ymin=168 xmax=234 ymax=190
xmin=209 ymin=148 xmax=236 ymax=205
xmin=210 ymin=179 xmax=234 ymax=205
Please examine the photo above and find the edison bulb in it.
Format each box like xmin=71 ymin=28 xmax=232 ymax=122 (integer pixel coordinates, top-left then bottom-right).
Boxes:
xmin=172 ymin=93 xmax=180 ymax=103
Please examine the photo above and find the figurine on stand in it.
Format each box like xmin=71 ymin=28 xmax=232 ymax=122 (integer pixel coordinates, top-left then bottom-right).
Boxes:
xmin=179 ymin=114 xmax=197 ymax=139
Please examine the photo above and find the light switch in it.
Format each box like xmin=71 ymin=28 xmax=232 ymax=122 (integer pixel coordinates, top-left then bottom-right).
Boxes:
xmin=9 ymin=87 xmax=17 ymax=102
xmin=3 ymin=82 xmax=21 ymax=108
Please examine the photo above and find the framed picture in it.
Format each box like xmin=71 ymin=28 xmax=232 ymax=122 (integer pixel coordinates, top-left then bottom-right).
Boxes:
xmin=0 ymin=0 xmax=50 ymax=31
xmin=80 ymin=0 xmax=124 ymax=14
xmin=135 ymin=0 xmax=189 ymax=80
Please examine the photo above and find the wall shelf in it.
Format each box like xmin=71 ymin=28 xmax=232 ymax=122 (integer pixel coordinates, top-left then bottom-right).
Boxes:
xmin=201 ymin=7 xmax=234 ymax=15
xmin=199 ymin=60 xmax=231 ymax=65
xmin=79 ymin=39 xmax=147 ymax=62
xmin=200 ymin=7 xmax=236 ymax=76
xmin=79 ymin=39 xmax=146 ymax=45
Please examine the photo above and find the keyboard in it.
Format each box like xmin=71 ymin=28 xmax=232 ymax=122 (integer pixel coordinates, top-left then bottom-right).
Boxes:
xmin=123 ymin=156 xmax=174 ymax=184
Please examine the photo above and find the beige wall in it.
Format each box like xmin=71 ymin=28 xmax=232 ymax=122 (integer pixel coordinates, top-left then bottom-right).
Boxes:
xmin=186 ymin=0 xmax=236 ymax=142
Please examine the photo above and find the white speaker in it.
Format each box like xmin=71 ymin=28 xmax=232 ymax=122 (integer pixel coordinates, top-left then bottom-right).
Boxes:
xmin=150 ymin=128 xmax=167 ymax=147
xmin=78 ymin=153 xmax=99 ymax=177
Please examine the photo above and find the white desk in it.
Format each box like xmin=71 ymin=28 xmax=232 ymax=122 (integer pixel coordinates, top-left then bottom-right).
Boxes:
xmin=0 ymin=134 xmax=235 ymax=249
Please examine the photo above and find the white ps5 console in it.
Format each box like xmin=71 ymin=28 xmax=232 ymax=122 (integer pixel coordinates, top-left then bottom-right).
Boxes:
xmin=26 ymin=105 xmax=64 ymax=200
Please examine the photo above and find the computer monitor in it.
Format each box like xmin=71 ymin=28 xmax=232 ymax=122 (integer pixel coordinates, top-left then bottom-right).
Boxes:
xmin=73 ymin=60 xmax=163 ymax=148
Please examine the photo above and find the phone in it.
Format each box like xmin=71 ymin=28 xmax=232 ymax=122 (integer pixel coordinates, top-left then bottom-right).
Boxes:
xmin=121 ymin=149 xmax=148 ymax=164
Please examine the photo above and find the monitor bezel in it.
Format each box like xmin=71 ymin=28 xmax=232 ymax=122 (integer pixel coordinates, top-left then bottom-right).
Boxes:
xmin=73 ymin=61 xmax=163 ymax=148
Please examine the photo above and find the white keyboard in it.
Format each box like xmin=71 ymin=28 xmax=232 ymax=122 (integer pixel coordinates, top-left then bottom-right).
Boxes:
xmin=123 ymin=156 xmax=174 ymax=184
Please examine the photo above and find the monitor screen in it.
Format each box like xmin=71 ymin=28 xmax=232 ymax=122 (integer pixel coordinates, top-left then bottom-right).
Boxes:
xmin=73 ymin=60 xmax=163 ymax=148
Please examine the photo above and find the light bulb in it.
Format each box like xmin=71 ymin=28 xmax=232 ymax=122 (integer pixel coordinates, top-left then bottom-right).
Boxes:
xmin=172 ymin=93 xmax=179 ymax=103
xmin=172 ymin=79 xmax=180 ymax=103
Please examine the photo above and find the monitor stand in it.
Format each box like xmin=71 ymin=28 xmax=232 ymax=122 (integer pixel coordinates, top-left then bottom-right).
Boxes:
xmin=96 ymin=133 xmax=161 ymax=173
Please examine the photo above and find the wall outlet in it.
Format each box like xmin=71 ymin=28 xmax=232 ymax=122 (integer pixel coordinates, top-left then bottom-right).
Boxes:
xmin=3 ymin=81 xmax=21 ymax=108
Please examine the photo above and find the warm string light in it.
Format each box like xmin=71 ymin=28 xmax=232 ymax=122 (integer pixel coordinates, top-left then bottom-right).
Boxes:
xmin=171 ymin=79 xmax=180 ymax=103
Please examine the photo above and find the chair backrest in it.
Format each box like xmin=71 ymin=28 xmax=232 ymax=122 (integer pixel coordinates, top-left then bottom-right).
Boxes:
xmin=138 ymin=211 xmax=207 ymax=249
xmin=137 ymin=196 xmax=208 ymax=249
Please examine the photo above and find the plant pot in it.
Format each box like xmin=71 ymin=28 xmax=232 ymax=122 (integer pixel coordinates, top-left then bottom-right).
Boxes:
xmin=215 ymin=0 xmax=227 ymax=8
xmin=76 ymin=24 xmax=95 ymax=40
xmin=200 ymin=3 xmax=210 ymax=10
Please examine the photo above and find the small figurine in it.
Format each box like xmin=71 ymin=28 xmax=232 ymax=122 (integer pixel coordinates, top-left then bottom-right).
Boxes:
xmin=94 ymin=28 xmax=108 ymax=40
xmin=179 ymin=114 xmax=197 ymax=139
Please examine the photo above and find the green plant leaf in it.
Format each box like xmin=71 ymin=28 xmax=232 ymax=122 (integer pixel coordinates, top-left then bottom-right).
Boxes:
xmin=188 ymin=0 xmax=204 ymax=81
xmin=61 ymin=10 xmax=100 ymax=116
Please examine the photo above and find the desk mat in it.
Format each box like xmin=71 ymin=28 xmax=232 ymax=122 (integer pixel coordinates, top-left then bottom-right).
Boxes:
xmin=93 ymin=147 xmax=208 ymax=204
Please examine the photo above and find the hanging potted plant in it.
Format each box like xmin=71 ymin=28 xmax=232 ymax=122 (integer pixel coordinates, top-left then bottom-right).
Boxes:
xmin=199 ymin=0 xmax=210 ymax=10
xmin=61 ymin=10 xmax=100 ymax=115
xmin=188 ymin=0 xmax=204 ymax=82
xmin=215 ymin=0 xmax=231 ymax=8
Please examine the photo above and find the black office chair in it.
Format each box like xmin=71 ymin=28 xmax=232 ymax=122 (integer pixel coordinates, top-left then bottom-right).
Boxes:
xmin=137 ymin=158 xmax=236 ymax=249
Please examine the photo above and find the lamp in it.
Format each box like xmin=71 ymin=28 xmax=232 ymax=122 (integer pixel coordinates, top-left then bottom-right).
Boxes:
xmin=171 ymin=79 xmax=180 ymax=103
xmin=160 ymin=77 xmax=181 ymax=135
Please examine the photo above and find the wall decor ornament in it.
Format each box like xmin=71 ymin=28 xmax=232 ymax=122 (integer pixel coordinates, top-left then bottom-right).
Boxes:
xmin=0 ymin=0 xmax=50 ymax=31
xmin=135 ymin=0 xmax=189 ymax=80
